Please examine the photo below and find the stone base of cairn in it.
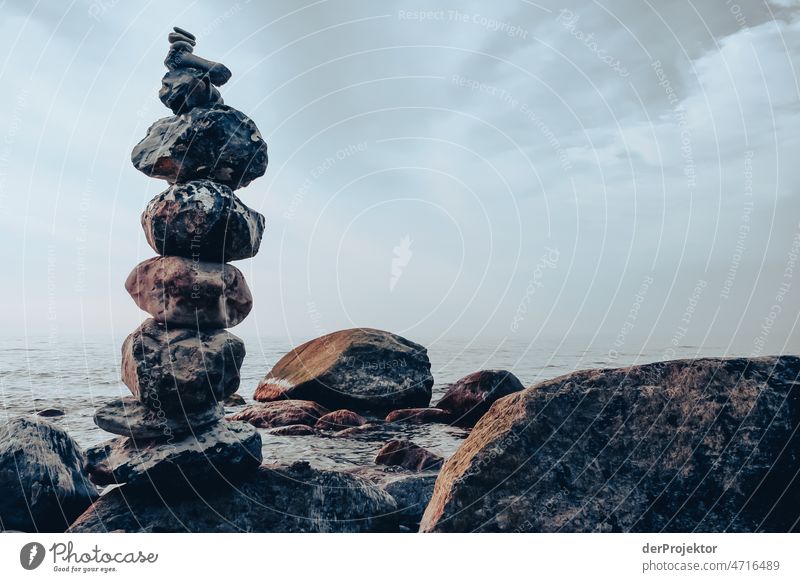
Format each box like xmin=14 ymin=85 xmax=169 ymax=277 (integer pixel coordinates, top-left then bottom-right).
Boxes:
xmin=88 ymin=27 xmax=268 ymax=491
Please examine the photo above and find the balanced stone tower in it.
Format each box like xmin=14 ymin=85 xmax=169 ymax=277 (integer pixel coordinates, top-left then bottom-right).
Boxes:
xmin=88 ymin=27 xmax=267 ymax=490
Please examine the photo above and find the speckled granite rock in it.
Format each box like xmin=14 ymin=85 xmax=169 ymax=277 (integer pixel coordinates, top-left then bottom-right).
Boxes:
xmin=421 ymin=356 xmax=800 ymax=533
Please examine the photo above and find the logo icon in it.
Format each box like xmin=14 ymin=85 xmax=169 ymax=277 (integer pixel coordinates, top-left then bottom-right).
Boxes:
xmin=390 ymin=235 xmax=413 ymax=291
xmin=20 ymin=542 xmax=46 ymax=570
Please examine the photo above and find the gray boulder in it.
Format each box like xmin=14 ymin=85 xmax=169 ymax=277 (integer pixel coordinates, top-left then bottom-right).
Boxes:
xmin=142 ymin=180 xmax=265 ymax=262
xmin=85 ymin=420 xmax=261 ymax=489
xmin=420 ymin=356 xmax=800 ymax=533
xmin=70 ymin=461 xmax=397 ymax=532
xmin=122 ymin=318 xmax=245 ymax=414
xmin=125 ymin=256 xmax=253 ymax=329
xmin=131 ymin=104 xmax=268 ymax=189
xmin=254 ymin=328 xmax=433 ymax=413
xmin=0 ymin=417 xmax=98 ymax=532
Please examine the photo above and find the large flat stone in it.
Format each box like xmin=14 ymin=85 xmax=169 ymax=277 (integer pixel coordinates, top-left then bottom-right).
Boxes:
xmin=94 ymin=397 xmax=224 ymax=439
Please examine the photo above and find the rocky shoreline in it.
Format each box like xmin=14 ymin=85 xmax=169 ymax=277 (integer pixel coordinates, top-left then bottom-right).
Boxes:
xmin=2 ymin=29 xmax=798 ymax=534
xmin=2 ymin=350 xmax=798 ymax=532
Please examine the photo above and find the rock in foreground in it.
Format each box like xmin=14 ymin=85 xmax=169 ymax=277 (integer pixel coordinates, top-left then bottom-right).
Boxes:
xmin=125 ymin=256 xmax=252 ymax=328
xmin=122 ymin=319 xmax=245 ymax=413
xmin=0 ymin=417 xmax=98 ymax=532
xmin=421 ymin=356 xmax=800 ymax=533
xmin=254 ymin=328 xmax=433 ymax=412
xmin=70 ymin=462 xmax=397 ymax=532
xmin=436 ymin=369 xmax=525 ymax=427
xmin=142 ymin=180 xmax=265 ymax=261
xmin=131 ymin=104 xmax=268 ymax=188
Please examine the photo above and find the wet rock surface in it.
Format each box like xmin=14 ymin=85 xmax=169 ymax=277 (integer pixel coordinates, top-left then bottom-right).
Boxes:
xmin=228 ymin=400 xmax=329 ymax=429
xmin=254 ymin=328 xmax=434 ymax=413
xmin=436 ymin=369 xmax=525 ymax=427
xmin=125 ymin=256 xmax=253 ymax=328
xmin=131 ymin=104 xmax=268 ymax=188
xmin=315 ymin=409 xmax=367 ymax=430
xmin=375 ymin=439 xmax=443 ymax=472
xmin=121 ymin=318 xmax=245 ymax=414
xmin=84 ymin=420 xmax=261 ymax=489
xmin=142 ymin=180 xmax=264 ymax=261
xmin=421 ymin=356 xmax=800 ymax=533
xmin=94 ymin=397 xmax=224 ymax=439
xmin=385 ymin=407 xmax=451 ymax=425
xmin=70 ymin=462 xmax=397 ymax=532
xmin=0 ymin=417 xmax=98 ymax=532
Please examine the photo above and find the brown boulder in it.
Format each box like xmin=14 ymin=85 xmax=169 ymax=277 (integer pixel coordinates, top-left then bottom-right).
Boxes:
xmin=385 ymin=408 xmax=451 ymax=424
xmin=375 ymin=439 xmax=443 ymax=472
xmin=266 ymin=424 xmax=319 ymax=436
xmin=254 ymin=328 xmax=433 ymax=412
xmin=436 ymin=369 xmax=524 ymax=426
xmin=227 ymin=400 xmax=329 ymax=428
xmin=125 ymin=256 xmax=252 ymax=329
xmin=316 ymin=410 xmax=367 ymax=430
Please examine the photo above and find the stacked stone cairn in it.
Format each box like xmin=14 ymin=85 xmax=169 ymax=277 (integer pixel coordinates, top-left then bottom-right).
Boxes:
xmin=88 ymin=27 xmax=267 ymax=491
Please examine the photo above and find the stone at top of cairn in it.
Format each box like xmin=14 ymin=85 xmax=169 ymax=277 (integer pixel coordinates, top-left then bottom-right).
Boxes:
xmin=164 ymin=26 xmax=232 ymax=86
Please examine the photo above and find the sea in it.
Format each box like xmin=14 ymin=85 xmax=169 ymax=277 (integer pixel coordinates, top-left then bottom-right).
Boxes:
xmin=0 ymin=335 xmax=731 ymax=470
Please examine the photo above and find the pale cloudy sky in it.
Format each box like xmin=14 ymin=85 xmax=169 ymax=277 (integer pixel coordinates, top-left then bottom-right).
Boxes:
xmin=1 ymin=0 xmax=799 ymax=357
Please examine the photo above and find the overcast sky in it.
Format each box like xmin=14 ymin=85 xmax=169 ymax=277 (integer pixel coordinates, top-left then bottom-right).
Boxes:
xmin=1 ymin=0 xmax=799 ymax=358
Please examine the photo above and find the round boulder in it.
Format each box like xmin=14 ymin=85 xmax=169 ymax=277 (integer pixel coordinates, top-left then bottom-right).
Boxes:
xmin=142 ymin=180 xmax=265 ymax=262
xmin=125 ymin=256 xmax=253 ymax=329
xmin=254 ymin=328 xmax=433 ymax=413
xmin=315 ymin=409 xmax=367 ymax=430
xmin=436 ymin=369 xmax=525 ymax=427
xmin=121 ymin=318 xmax=245 ymax=414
